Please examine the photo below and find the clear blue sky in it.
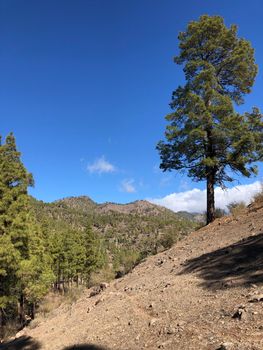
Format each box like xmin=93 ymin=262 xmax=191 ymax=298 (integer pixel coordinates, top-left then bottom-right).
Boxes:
xmin=1 ymin=0 xmax=263 ymax=206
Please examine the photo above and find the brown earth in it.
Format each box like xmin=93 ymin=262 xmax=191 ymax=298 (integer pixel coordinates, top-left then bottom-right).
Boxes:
xmin=96 ymin=200 xmax=171 ymax=216
xmin=2 ymin=204 xmax=263 ymax=350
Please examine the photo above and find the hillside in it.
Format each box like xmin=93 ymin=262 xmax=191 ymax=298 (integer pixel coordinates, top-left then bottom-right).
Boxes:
xmin=3 ymin=202 xmax=263 ymax=349
xmin=30 ymin=196 xmax=197 ymax=272
xmin=176 ymin=211 xmax=205 ymax=223
xmin=97 ymin=200 xmax=175 ymax=216
xmin=54 ymin=196 xmax=98 ymax=213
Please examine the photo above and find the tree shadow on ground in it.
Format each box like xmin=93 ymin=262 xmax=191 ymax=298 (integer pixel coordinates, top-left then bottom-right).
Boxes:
xmin=0 ymin=336 xmax=41 ymax=350
xmin=63 ymin=345 xmax=109 ymax=350
xmin=180 ymin=232 xmax=263 ymax=290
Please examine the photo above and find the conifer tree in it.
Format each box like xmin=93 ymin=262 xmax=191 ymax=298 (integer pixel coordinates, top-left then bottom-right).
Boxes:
xmin=0 ymin=133 xmax=52 ymax=327
xmin=60 ymin=229 xmax=86 ymax=289
xmin=17 ymin=221 xmax=53 ymax=319
xmin=82 ymin=225 xmax=105 ymax=284
xmin=157 ymin=15 xmax=263 ymax=224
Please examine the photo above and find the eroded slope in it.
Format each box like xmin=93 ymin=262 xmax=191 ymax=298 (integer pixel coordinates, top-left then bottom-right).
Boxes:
xmin=3 ymin=204 xmax=263 ymax=350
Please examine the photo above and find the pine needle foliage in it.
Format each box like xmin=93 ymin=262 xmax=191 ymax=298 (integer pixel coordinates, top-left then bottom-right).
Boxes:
xmin=157 ymin=15 xmax=263 ymax=224
xmin=0 ymin=133 xmax=53 ymax=332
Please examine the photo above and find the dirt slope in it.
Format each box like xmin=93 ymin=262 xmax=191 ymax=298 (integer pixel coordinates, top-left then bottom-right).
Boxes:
xmin=2 ymin=204 xmax=263 ymax=350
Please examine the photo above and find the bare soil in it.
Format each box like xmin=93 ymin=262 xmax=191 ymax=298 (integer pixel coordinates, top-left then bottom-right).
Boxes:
xmin=2 ymin=204 xmax=263 ymax=350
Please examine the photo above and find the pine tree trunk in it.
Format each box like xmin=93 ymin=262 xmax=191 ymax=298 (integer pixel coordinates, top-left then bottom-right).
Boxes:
xmin=29 ymin=303 xmax=35 ymax=320
xmin=18 ymin=294 xmax=25 ymax=326
xmin=206 ymin=121 xmax=216 ymax=225
xmin=206 ymin=171 xmax=215 ymax=224
xmin=0 ymin=308 xmax=4 ymax=339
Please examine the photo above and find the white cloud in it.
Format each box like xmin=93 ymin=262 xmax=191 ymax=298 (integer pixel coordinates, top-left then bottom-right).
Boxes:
xmin=87 ymin=156 xmax=116 ymax=174
xmin=120 ymin=179 xmax=136 ymax=193
xmin=148 ymin=181 xmax=262 ymax=213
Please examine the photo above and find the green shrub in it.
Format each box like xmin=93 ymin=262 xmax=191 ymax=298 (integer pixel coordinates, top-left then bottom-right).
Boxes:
xmin=158 ymin=230 xmax=181 ymax=249
xmin=113 ymin=248 xmax=141 ymax=276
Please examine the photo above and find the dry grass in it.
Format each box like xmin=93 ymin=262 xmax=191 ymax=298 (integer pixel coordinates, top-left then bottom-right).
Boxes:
xmin=37 ymin=287 xmax=86 ymax=318
xmin=252 ymin=185 xmax=263 ymax=205
xmin=64 ymin=286 xmax=84 ymax=305
xmin=37 ymin=292 xmax=63 ymax=318
xmin=27 ymin=319 xmax=41 ymax=330
xmin=89 ymin=267 xmax=115 ymax=287
xmin=1 ymin=320 xmax=19 ymax=339
xmin=227 ymin=201 xmax=247 ymax=217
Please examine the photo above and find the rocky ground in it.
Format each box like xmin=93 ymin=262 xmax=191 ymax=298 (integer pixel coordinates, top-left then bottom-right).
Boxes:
xmin=1 ymin=203 xmax=263 ymax=350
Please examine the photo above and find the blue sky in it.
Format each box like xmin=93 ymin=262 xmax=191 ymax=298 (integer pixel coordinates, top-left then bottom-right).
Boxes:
xmin=1 ymin=0 xmax=263 ymax=210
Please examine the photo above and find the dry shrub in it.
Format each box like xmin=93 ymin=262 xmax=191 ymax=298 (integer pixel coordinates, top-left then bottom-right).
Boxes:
xmin=89 ymin=266 xmax=115 ymax=287
xmin=215 ymin=208 xmax=227 ymax=218
xmin=227 ymin=201 xmax=246 ymax=217
xmin=1 ymin=320 xmax=18 ymax=339
xmin=252 ymin=185 xmax=263 ymax=205
xmin=36 ymin=288 xmax=84 ymax=322
xmin=64 ymin=286 xmax=84 ymax=305
xmin=27 ymin=319 xmax=40 ymax=329
xmin=37 ymin=292 xmax=63 ymax=317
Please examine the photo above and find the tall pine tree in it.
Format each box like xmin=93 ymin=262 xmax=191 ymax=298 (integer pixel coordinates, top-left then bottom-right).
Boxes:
xmin=157 ymin=15 xmax=263 ymax=224
xmin=82 ymin=225 xmax=105 ymax=285
xmin=0 ymin=133 xmax=53 ymax=330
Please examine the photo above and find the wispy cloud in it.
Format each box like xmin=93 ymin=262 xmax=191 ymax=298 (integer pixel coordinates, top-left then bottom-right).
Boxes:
xmin=148 ymin=181 xmax=262 ymax=213
xmin=120 ymin=179 xmax=136 ymax=193
xmin=179 ymin=179 xmax=190 ymax=191
xmin=160 ymin=175 xmax=172 ymax=187
xmin=87 ymin=156 xmax=116 ymax=174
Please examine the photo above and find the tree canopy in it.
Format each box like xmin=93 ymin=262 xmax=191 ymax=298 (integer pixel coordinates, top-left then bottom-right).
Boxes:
xmin=0 ymin=133 xmax=53 ymax=330
xmin=157 ymin=15 xmax=263 ymax=223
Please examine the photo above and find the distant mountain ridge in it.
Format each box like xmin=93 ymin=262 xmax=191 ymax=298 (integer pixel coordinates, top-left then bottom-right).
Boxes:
xmin=55 ymin=196 xmax=179 ymax=217
xmin=54 ymin=196 xmax=202 ymax=219
xmin=54 ymin=195 xmax=97 ymax=212
xmin=31 ymin=195 xmax=198 ymax=272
